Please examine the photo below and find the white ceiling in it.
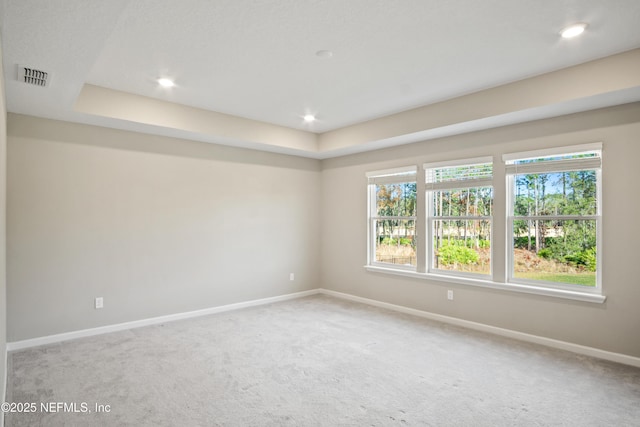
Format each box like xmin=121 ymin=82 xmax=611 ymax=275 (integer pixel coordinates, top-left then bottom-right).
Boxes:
xmin=2 ymin=0 xmax=640 ymax=158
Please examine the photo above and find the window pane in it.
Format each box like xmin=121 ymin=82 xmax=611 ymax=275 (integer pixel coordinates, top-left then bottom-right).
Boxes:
xmin=514 ymin=171 xmax=597 ymax=216
xmin=375 ymin=219 xmax=416 ymax=266
xmin=433 ymin=187 xmax=492 ymax=217
xmin=432 ymin=219 xmax=491 ymax=274
xmin=376 ymin=182 xmax=416 ymax=217
xmin=513 ymin=219 xmax=596 ymax=287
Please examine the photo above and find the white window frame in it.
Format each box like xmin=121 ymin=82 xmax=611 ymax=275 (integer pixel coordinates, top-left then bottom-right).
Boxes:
xmin=367 ymin=166 xmax=417 ymax=271
xmin=504 ymin=143 xmax=602 ymax=295
xmin=364 ymin=145 xmax=605 ymax=304
xmin=424 ymin=157 xmax=494 ymax=280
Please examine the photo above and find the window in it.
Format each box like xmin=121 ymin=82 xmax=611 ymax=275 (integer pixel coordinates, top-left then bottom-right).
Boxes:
xmin=425 ymin=158 xmax=493 ymax=278
xmin=505 ymin=144 xmax=602 ymax=292
xmin=367 ymin=167 xmax=417 ymax=270
xmin=364 ymin=143 xmax=604 ymax=303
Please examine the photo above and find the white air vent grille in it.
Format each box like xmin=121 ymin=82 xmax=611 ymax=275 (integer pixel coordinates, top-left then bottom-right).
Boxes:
xmin=18 ymin=66 xmax=49 ymax=87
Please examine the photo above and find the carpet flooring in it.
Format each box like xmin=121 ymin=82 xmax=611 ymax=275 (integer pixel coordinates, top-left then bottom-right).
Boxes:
xmin=5 ymin=295 xmax=640 ymax=426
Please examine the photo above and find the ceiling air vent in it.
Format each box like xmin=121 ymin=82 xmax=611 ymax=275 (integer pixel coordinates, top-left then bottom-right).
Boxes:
xmin=18 ymin=66 xmax=50 ymax=87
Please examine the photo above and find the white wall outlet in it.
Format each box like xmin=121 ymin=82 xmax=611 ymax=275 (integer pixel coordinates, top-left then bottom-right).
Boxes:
xmin=447 ymin=290 xmax=454 ymax=301
xmin=289 ymin=273 xmax=295 ymax=281
xmin=95 ymin=297 xmax=104 ymax=309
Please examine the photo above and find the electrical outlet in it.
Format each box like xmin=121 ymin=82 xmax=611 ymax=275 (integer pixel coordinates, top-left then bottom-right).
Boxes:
xmin=447 ymin=290 xmax=454 ymax=301
xmin=289 ymin=273 xmax=295 ymax=281
xmin=95 ymin=297 xmax=104 ymax=309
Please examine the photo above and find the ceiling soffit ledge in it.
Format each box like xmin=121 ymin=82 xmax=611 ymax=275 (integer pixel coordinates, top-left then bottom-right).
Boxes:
xmin=73 ymin=48 xmax=640 ymax=159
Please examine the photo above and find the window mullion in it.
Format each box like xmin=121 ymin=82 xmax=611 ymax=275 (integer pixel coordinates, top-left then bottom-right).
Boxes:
xmin=436 ymin=215 xmax=493 ymax=221
xmin=372 ymin=216 xmax=417 ymax=220
xmin=513 ymin=215 xmax=599 ymax=221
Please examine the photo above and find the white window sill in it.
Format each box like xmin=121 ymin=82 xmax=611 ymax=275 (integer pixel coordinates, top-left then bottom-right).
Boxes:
xmin=364 ymin=265 xmax=606 ymax=304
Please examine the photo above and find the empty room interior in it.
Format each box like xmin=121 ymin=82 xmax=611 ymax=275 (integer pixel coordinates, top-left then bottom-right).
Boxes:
xmin=1 ymin=1 xmax=640 ymax=426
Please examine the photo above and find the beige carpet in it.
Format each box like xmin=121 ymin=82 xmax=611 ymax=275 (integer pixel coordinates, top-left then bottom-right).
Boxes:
xmin=5 ymin=295 xmax=640 ymax=426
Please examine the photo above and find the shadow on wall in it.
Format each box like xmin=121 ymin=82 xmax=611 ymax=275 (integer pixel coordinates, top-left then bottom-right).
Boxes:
xmin=7 ymin=114 xmax=321 ymax=172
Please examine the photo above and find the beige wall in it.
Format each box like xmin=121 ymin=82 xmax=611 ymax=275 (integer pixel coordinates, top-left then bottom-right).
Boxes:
xmin=0 ymin=37 xmax=7 ymax=414
xmin=7 ymin=115 xmax=321 ymax=341
xmin=321 ymin=102 xmax=640 ymax=358
xmin=5 ymin=102 xmax=640 ymax=359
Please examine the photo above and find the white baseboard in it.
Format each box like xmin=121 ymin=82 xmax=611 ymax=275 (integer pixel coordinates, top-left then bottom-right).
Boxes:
xmin=7 ymin=287 xmax=640 ymax=369
xmin=1 ymin=344 xmax=5 ymax=427
xmin=318 ymin=288 xmax=640 ymax=368
xmin=6 ymin=289 xmax=318 ymax=352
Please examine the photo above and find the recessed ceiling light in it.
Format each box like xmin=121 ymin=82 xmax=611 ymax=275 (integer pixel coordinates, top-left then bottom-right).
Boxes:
xmin=303 ymin=114 xmax=316 ymax=123
xmin=560 ymin=23 xmax=587 ymax=39
xmin=158 ymin=78 xmax=175 ymax=88
xmin=315 ymin=50 xmax=333 ymax=58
